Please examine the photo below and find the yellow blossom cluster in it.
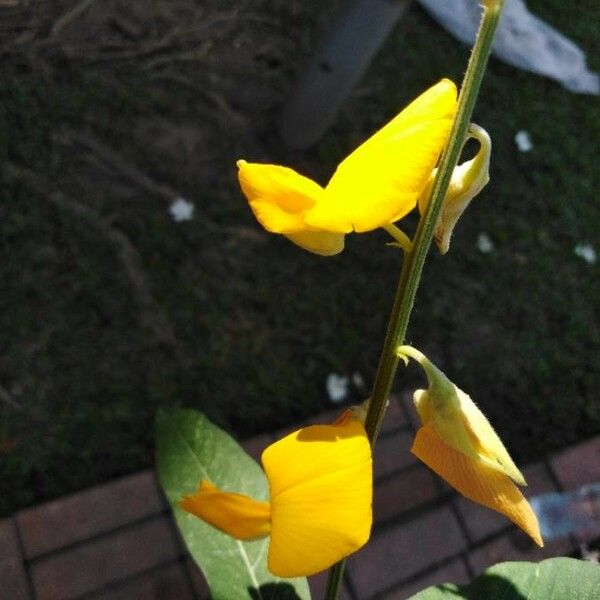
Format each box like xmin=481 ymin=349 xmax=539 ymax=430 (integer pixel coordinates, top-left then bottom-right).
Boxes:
xmin=180 ymin=81 xmax=541 ymax=579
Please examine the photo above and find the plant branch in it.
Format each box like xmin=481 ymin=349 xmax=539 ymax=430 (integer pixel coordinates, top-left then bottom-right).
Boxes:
xmin=365 ymin=0 xmax=504 ymax=445
xmin=324 ymin=1 xmax=505 ymax=597
xmin=382 ymin=223 xmax=413 ymax=252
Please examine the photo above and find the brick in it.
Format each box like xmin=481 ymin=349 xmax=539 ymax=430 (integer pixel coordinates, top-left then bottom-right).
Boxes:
xmin=523 ymin=462 xmax=560 ymax=495
xmin=551 ymin=436 xmax=600 ymax=490
xmin=468 ymin=531 xmax=576 ymax=575
xmin=87 ymin=562 xmax=193 ymax=600
xmin=382 ymin=558 xmax=469 ymax=599
xmin=374 ymin=467 xmax=439 ymax=524
xmin=241 ymin=433 xmax=272 ymax=463
xmin=17 ymin=471 xmax=165 ymax=558
xmin=308 ymin=571 xmax=328 ymax=599
xmin=349 ymin=506 xmax=467 ymax=597
xmin=0 ymin=518 xmax=32 ymax=600
xmin=374 ymin=432 xmax=417 ymax=480
xmin=31 ymin=516 xmax=179 ymax=600
xmin=453 ymin=498 xmax=505 ymax=545
xmin=380 ymin=395 xmax=408 ymax=435
xmin=455 ymin=461 xmax=558 ymax=542
xmin=185 ymin=557 xmax=211 ymax=599
xmin=308 ymin=570 xmax=352 ymax=599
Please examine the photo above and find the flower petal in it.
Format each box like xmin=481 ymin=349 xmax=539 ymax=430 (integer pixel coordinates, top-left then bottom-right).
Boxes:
xmin=304 ymin=79 xmax=457 ymax=233
xmin=180 ymin=480 xmax=271 ymax=541
xmin=456 ymin=389 xmax=526 ymax=486
xmin=237 ymin=160 xmax=325 ymax=234
xmin=417 ymin=124 xmax=491 ymax=254
xmin=404 ymin=345 xmax=526 ymax=486
xmin=412 ymin=423 xmax=543 ymax=547
xmin=416 ymin=386 xmax=525 ymax=486
xmin=371 ymin=78 xmax=458 ymax=141
xmin=285 ymin=230 xmax=345 ymax=256
xmin=262 ymin=418 xmax=372 ymax=576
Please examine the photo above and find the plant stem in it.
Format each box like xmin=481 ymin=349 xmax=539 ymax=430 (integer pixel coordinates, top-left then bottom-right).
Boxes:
xmin=382 ymin=223 xmax=413 ymax=252
xmin=323 ymin=558 xmax=345 ymax=600
xmin=365 ymin=1 xmax=504 ymax=441
xmin=323 ymin=2 xmax=505 ymax=598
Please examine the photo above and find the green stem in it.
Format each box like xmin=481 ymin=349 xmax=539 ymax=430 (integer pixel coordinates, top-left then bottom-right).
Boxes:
xmin=396 ymin=344 xmax=428 ymax=365
xmin=323 ymin=559 xmax=344 ymax=600
xmin=382 ymin=223 xmax=413 ymax=252
xmin=364 ymin=0 xmax=504 ymax=442
xmin=324 ymin=2 xmax=504 ymax=598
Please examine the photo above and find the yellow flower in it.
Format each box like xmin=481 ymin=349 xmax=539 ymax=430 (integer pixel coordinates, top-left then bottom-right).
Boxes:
xmin=397 ymin=345 xmax=543 ymax=547
xmin=236 ymin=161 xmax=345 ymax=256
xmin=180 ymin=414 xmax=372 ymax=577
xmin=237 ymin=79 xmax=458 ymax=255
xmin=417 ymin=123 xmax=491 ymax=254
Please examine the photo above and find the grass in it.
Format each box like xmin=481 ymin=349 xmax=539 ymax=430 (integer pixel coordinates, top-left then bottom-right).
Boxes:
xmin=0 ymin=0 xmax=598 ymax=516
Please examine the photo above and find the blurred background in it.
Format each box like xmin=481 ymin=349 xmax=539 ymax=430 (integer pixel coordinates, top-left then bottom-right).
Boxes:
xmin=1 ymin=0 xmax=598 ymax=518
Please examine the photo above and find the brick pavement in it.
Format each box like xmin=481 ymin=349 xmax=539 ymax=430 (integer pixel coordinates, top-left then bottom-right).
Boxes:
xmin=1 ymin=393 xmax=598 ymax=600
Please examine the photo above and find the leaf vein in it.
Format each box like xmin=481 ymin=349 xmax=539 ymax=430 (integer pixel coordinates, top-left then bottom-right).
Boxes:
xmin=237 ymin=540 xmax=265 ymax=600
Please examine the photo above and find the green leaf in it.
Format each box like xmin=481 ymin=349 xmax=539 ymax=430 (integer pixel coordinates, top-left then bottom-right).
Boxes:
xmin=156 ymin=407 xmax=311 ymax=600
xmin=409 ymin=557 xmax=600 ymax=599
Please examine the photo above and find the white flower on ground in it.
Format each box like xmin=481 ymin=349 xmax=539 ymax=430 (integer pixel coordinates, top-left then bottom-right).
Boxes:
xmin=326 ymin=373 xmax=349 ymax=404
xmin=476 ymin=232 xmax=494 ymax=254
xmin=169 ymin=197 xmax=194 ymax=222
xmin=352 ymin=372 xmax=365 ymax=390
xmin=514 ymin=130 xmax=533 ymax=152
xmin=574 ymin=243 xmax=596 ymax=264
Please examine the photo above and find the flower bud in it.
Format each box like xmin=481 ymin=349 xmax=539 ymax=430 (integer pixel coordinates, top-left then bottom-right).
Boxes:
xmin=418 ymin=124 xmax=491 ymax=254
xmin=397 ymin=345 xmax=542 ymax=546
xmin=398 ymin=345 xmax=525 ymax=485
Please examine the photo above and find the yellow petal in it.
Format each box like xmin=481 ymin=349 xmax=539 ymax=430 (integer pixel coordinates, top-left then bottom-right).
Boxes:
xmin=237 ymin=160 xmax=324 ymax=234
xmin=180 ymin=480 xmax=271 ymax=541
xmin=412 ymin=423 xmax=543 ymax=547
xmin=373 ymin=78 xmax=458 ymax=139
xmin=262 ymin=418 xmax=372 ymax=577
xmin=285 ymin=230 xmax=345 ymax=256
xmin=304 ymin=80 xmax=457 ymax=233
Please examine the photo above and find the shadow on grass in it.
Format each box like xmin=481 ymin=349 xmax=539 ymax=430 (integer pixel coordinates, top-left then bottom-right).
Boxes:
xmin=249 ymin=582 xmax=303 ymax=600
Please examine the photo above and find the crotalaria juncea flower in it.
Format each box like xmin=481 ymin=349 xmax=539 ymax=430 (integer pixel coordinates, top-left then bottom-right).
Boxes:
xmin=237 ymin=79 xmax=458 ymax=255
xmin=398 ymin=345 xmax=543 ymax=547
xmin=180 ymin=414 xmax=372 ymax=577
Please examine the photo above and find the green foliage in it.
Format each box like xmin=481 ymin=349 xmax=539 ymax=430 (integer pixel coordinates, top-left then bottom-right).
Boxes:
xmin=409 ymin=558 xmax=600 ymax=600
xmin=156 ymin=407 xmax=310 ymax=600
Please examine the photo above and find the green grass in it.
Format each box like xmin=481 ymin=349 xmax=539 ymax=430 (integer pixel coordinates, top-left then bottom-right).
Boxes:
xmin=1 ymin=0 xmax=598 ymax=516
